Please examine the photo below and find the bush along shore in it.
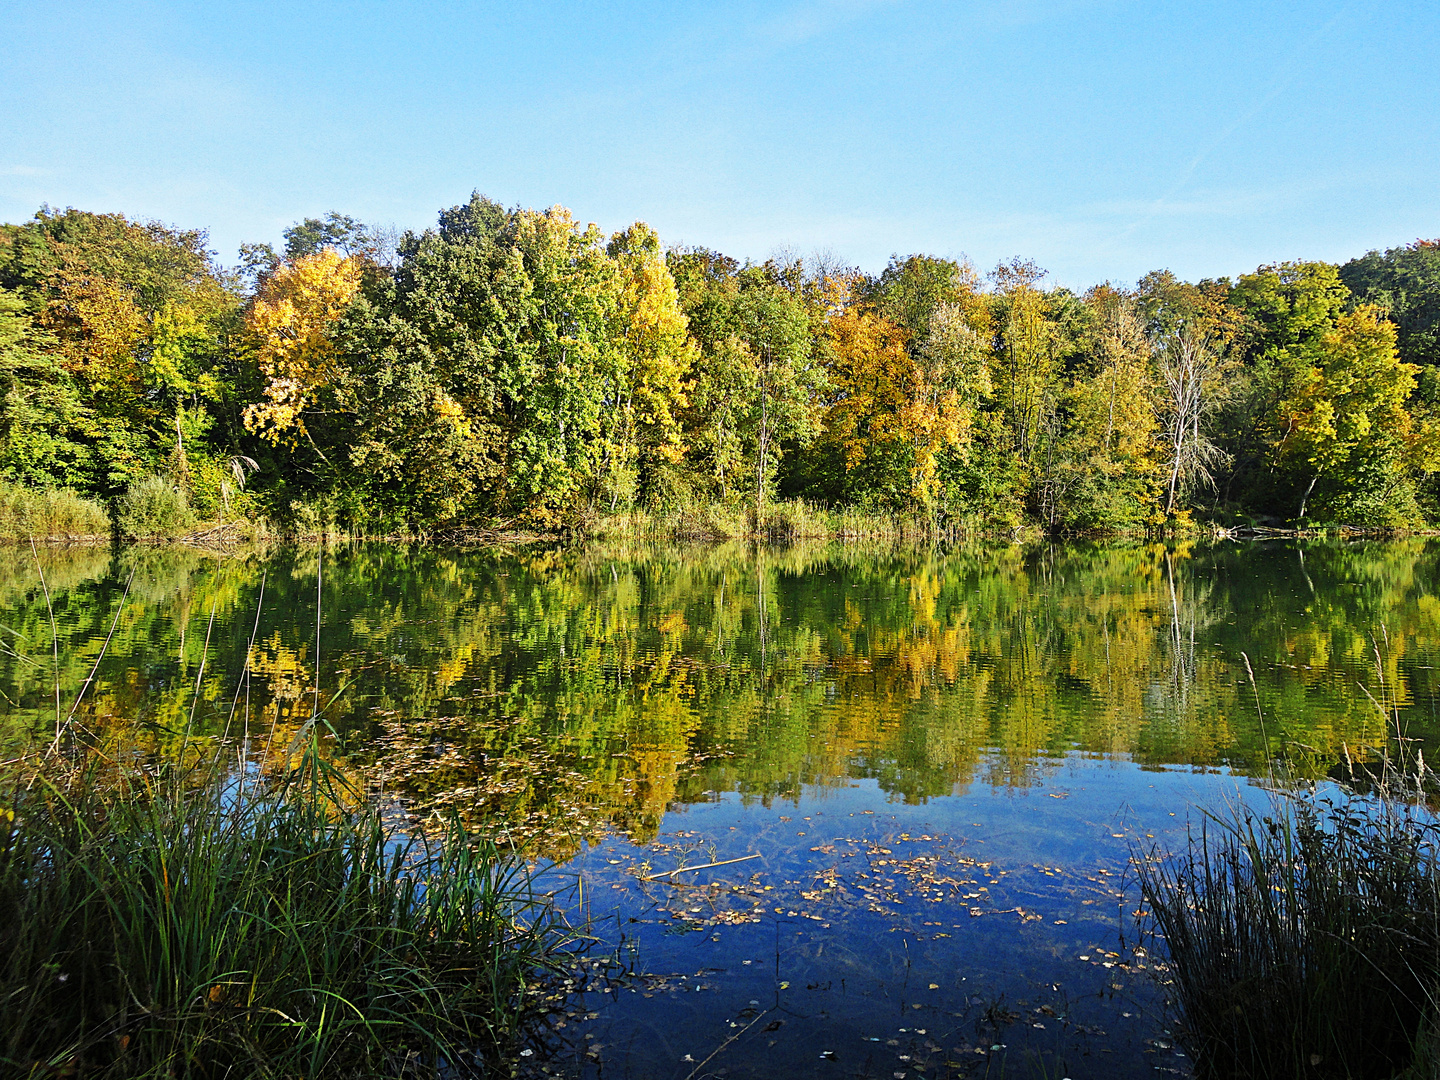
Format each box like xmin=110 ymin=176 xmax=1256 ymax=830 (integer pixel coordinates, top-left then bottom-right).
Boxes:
xmin=0 ymin=477 xmax=1061 ymax=545
xmin=3 ymin=476 xmax=1425 ymax=547
xmin=0 ymin=740 xmax=576 ymax=1078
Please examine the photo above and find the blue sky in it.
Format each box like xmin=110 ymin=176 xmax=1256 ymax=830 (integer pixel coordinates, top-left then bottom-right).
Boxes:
xmin=1 ymin=0 xmax=1435 ymax=288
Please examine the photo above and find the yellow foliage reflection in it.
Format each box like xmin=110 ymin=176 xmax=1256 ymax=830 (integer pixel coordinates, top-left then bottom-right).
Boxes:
xmin=2 ymin=539 xmax=1436 ymax=859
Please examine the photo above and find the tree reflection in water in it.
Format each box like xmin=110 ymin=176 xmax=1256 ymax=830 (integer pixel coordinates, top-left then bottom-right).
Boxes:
xmin=2 ymin=538 xmax=1432 ymax=861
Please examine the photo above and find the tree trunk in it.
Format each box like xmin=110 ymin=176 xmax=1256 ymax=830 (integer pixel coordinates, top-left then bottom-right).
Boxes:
xmin=1165 ymin=441 xmax=1182 ymax=515
xmin=755 ymin=372 xmax=769 ymax=528
xmin=1298 ymin=473 xmax=1318 ymax=520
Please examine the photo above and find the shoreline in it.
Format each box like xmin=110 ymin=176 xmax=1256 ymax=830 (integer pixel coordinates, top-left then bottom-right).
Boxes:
xmin=10 ymin=522 xmax=1440 ymax=548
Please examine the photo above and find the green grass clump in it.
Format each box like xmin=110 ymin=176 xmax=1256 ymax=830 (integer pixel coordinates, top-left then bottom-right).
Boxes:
xmin=0 ymin=481 xmax=109 ymax=539
xmin=115 ymin=475 xmax=196 ymax=539
xmin=1139 ymin=778 xmax=1440 ymax=1079
xmin=0 ymin=750 xmax=573 ymax=1078
xmin=593 ymin=498 xmax=958 ymax=541
xmin=601 ymin=500 xmax=748 ymax=540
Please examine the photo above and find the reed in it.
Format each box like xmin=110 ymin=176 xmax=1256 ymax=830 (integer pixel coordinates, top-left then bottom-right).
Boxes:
xmin=593 ymin=498 xmax=959 ymax=541
xmin=0 ymin=743 xmax=575 ymax=1078
xmin=0 ymin=482 xmax=109 ymax=539
xmin=115 ymin=475 xmax=196 ymax=539
xmin=1140 ymin=640 xmax=1440 ymax=1080
xmin=1140 ymin=785 xmax=1440 ymax=1079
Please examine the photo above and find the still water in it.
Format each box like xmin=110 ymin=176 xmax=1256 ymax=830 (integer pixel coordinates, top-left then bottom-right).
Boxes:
xmin=4 ymin=538 xmax=1439 ymax=1078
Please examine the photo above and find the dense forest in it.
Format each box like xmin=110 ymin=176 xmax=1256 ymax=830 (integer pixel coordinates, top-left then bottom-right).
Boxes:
xmin=2 ymin=195 xmax=1439 ymax=537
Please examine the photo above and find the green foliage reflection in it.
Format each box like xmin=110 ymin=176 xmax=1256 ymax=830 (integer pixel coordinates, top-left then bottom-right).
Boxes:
xmin=2 ymin=540 xmax=1436 ymax=858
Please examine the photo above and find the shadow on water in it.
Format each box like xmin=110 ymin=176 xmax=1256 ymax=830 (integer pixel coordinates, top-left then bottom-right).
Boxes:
xmin=4 ymin=536 xmax=1440 ymax=1077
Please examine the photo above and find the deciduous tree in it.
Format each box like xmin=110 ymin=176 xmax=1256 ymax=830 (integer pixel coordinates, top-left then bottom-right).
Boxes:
xmin=604 ymin=223 xmax=694 ymax=508
xmin=243 ymin=248 xmax=364 ymax=445
xmin=1277 ymin=306 xmax=1417 ymax=519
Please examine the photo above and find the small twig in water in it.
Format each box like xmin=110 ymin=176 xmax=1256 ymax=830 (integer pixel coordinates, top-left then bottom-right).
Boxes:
xmin=643 ymin=854 xmax=761 ymax=881
xmin=61 ymin=567 xmax=136 ymax=745
xmin=313 ymin=549 xmax=322 ymax=724
xmin=179 ymin=599 xmax=219 ymax=762
xmin=1240 ymin=651 xmax=1273 ymax=782
xmin=683 ymin=1008 xmax=770 ymax=1080
xmin=223 ymin=571 xmax=266 ymax=743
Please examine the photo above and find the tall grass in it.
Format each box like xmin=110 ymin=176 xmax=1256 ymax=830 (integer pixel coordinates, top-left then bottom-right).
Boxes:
xmin=0 ymin=746 xmax=575 ymax=1078
xmin=0 ymin=481 xmax=109 ymax=539
xmin=116 ymin=475 xmax=195 ymax=539
xmin=595 ymin=498 xmax=961 ymax=541
xmin=1139 ymin=785 xmax=1440 ymax=1079
xmin=1140 ymin=645 xmax=1440 ymax=1079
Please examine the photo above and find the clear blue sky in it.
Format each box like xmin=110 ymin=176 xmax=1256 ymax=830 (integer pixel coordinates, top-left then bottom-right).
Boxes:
xmin=2 ymin=1 xmax=1435 ymax=289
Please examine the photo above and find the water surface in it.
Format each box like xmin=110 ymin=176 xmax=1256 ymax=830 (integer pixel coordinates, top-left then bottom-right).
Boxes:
xmin=4 ymin=538 xmax=1437 ymax=1078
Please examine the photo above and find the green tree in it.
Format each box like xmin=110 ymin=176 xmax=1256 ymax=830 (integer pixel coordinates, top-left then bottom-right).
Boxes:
xmin=319 ymin=195 xmax=623 ymax=526
xmin=730 ymin=272 xmax=820 ymax=517
xmin=1278 ymin=306 xmax=1421 ymax=521
xmin=283 ymin=212 xmax=384 ymax=262
xmin=1340 ymin=239 xmax=1440 ymax=368
xmin=0 ymin=289 xmax=90 ymax=487
xmin=863 ymin=254 xmax=982 ymax=341
xmin=1223 ymin=261 xmax=1350 ymax=515
xmin=0 ymin=208 xmax=243 ymax=499
xmin=669 ymin=251 xmax=821 ymax=509
xmin=990 ymin=260 xmax=1059 ymax=482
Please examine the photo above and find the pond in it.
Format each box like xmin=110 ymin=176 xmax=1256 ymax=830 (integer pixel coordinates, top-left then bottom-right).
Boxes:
xmin=3 ymin=538 xmax=1438 ymax=1078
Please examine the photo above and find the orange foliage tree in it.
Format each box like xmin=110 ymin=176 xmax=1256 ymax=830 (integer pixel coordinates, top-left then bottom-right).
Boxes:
xmin=822 ymin=277 xmax=981 ymax=509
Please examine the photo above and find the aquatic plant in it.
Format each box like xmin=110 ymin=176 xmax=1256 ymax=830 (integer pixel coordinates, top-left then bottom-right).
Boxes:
xmin=1139 ymin=636 xmax=1440 ymax=1078
xmin=0 ymin=744 xmax=575 ymax=1078
xmin=591 ymin=497 xmax=968 ymax=541
xmin=1140 ymin=762 xmax=1440 ymax=1080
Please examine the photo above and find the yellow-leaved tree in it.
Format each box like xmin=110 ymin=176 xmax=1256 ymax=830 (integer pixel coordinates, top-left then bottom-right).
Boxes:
xmin=604 ymin=223 xmax=695 ymax=508
xmin=823 ymin=277 xmax=980 ymax=508
xmin=823 ymin=277 xmax=913 ymax=470
xmin=243 ymin=249 xmax=363 ymax=444
xmin=1064 ymin=293 xmax=1162 ymax=524
xmin=1278 ymin=304 xmax=1419 ymax=519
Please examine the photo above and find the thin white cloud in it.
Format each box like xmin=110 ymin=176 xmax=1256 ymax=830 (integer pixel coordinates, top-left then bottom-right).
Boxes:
xmin=1117 ymin=3 xmax=1354 ymax=243
xmin=758 ymin=0 xmax=906 ymax=46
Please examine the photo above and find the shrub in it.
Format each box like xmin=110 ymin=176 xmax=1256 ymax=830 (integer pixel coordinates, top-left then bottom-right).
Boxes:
xmin=0 ymin=481 xmax=110 ymax=538
xmin=280 ymin=489 xmax=416 ymax=539
xmin=760 ymin=499 xmax=831 ymax=539
xmin=183 ymin=453 xmax=230 ymax=520
xmin=673 ymin=500 xmax=748 ymax=539
xmin=116 ymin=475 xmax=195 ymax=539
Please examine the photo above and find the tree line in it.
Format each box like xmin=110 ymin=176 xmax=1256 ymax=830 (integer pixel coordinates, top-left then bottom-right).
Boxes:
xmin=2 ymin=195 xmax=1439 ymax=535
